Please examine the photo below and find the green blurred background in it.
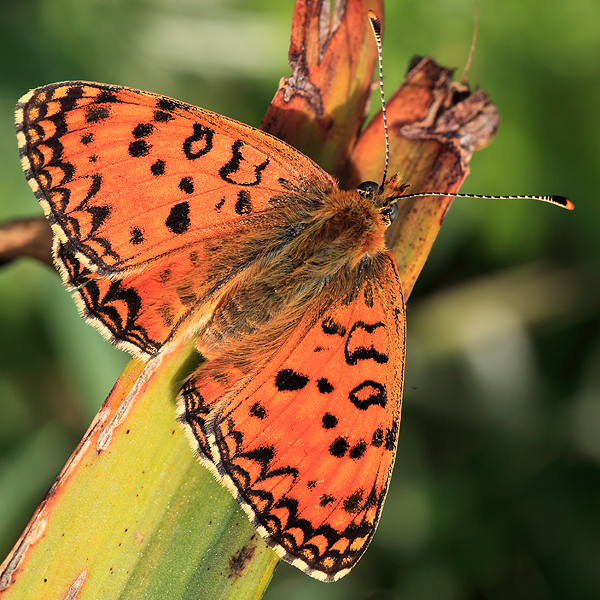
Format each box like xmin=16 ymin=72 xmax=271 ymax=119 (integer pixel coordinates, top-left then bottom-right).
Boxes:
xmin=1 ymin=0 xmax=599 ymax=599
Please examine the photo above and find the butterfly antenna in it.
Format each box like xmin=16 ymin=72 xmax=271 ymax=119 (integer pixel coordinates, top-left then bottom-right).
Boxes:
xmin=368 ymin=11 xmax=389 ymax=191
xmin=400 ymin=192 xmax=574 ymax=210
xmin=367 ymin=10 xmax=573 ymax=213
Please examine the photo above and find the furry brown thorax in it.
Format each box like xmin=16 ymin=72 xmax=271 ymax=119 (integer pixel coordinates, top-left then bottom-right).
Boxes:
xmin=198 ymin=175 xmax=408 ymax=369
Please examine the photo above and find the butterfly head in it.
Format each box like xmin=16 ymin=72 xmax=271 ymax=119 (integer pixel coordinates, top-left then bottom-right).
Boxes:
xmin=356 ymin=174 xmax=409 ymax=228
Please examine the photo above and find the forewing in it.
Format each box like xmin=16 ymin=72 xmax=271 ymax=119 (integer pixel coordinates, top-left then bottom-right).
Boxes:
xmin=15 ymin=81 xmax=333 ymax=276
xmin=179 ymin=254 xmax=406 ymax=581
xmin=15 ymin=81 xmax=334 ymax=357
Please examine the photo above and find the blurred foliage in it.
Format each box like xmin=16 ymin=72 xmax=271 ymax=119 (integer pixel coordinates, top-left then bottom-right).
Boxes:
xmin=1 ymin=1 xmax=599 ymax=599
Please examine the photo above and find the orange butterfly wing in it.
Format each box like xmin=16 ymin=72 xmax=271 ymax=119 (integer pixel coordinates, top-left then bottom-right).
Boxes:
xmin=178 ymin=254 xmax=405 ymax=581
xmin=16 ymin=82 xmax=334 ymax=356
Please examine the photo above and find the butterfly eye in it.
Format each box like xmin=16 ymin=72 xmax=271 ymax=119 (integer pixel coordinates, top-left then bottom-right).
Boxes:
xmin=357 ymin=181 xmax=380 ymax=198
xmin=381 ymin=202 xmax=398 ymax=225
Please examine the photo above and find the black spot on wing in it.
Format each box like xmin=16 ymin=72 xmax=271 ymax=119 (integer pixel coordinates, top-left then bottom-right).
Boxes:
xmin=129 ymin=139 xmax=150 ymax=157
xmin=165 ymin=201 xmax=190 ymax=234
xmin=343 ymin=489 xmax=364 ymax=514
xmin=317 ymin=378 xmax=333 ymax=393
xmin=329 ymin=437 xmax=348 ymax=458
xmin=249 ymin=402 xmax=267 ymax=419
xmin=132 ymin=123 xmax=154 ymax=138
xmin=130 ymin=227 xmax=144 ymax=245
xmin=151 ymin=159 xmax=165 ymax=176
xmin=321 ymin=413 xmax=338 ymax=429
xmin=349 ymin=440 xmax=367 ymax=460
xmin=274 ymin=369 xmax=309 ymax=392
xmin=179 ymin=176 xmax=194 ymax=194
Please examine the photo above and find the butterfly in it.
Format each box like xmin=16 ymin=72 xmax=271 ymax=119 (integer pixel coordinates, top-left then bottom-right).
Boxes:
xmin=15 ymin=79 xmax=407 ymax=582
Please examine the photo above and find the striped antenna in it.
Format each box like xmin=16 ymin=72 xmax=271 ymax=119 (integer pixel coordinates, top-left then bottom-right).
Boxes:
xmin=368 ymin=11 xmax=389 ymax=191
xmin=367 ymin=12 xmax=573 ymax=212
xmin=401 ymin=192 xmax=574 ymax=210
